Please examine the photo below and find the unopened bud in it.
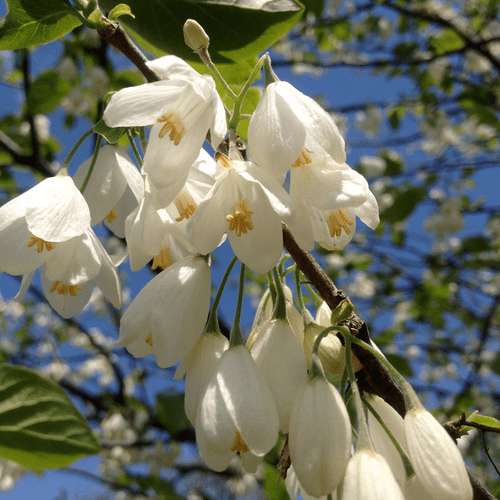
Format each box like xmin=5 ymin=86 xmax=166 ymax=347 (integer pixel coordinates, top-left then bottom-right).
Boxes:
xmin=183 ymin=19 xmax=210 ymax=52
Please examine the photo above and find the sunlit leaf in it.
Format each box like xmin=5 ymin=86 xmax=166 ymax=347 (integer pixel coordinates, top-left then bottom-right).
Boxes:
xmin=0 ymin=365 xmax=101 ymax=472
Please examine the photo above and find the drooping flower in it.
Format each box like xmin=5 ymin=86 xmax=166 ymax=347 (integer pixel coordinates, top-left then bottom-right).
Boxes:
xmin=0 ymin=170 xmax=91 ymax=276
xmin=174 ymin=331 xmax=229 ymax=426
xmin=250 ymin=318 xmax=308 ymax=432
xmin=16 ymin=228 xmax=122 ymax=318
xmin=404 ymin=405 xmax=473 ymax=500
xmin=288 ymin=355 xmax=351 ymax=497
xmin=73 ymin=145 xmax=144 ymax=238
xmin=341 ymin=450 xmax=406 ymax=500
xmin=115 ymin=254 xmax=211 ymax=368
xmin=103 ymin=55 xmax=226 ymax=190
xmin=248 ymin=81 xmax=346 ymax=179
xmin=195 ymin=345 xmax=279 ymax=472
xmin=187 ymin=154 xmax=292 ymax=274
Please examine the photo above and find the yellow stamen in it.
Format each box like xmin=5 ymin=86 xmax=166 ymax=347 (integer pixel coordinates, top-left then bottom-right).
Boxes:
xmin=231 ymin=431 xmax=250 ymax=453
xmin=27 ymin=235 xmax=56 ymax=253
xmin=145 ymin=333 xmax=153 ymax=346
xmin=49 ymin=281 xmax=83 ymax=297
xmin=226 ymin=199 xmax=254 ymax=236
xmin=327 ymin=209 xmax=354 ymax=237
xmin=216 ymin=153 xmax=232 ymax=170
xmin=106 ymin=208 xmax=118 ymax=224
xmin=157 ymin=110 xmax=185 ymax=145
xmin=174 ymin=192 xmax=197 ymax=221
xmin=151 ymin=247 xmax=173 ymax=270
xmin=291 ymin=149 xmax=313 ymax=169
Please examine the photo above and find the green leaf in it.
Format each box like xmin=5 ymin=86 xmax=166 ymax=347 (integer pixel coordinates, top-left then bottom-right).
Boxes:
xmin=25 ymin=70 xmax=72 ymax=115
xmin=383 ymin=187 xmax=426 ymax=223
xmin=0 ymin=365 xmax=101 ymax=472
xmin=470 ymin=414 xmax=500 ymax=429
xmin=385 ymin=353 xmax=412 ymax=377
xmin=155 ymin=392 xmax=191 ymax=436
xmin=99 ymin=0 xmax=304 ymax=84
xmin=429 ymin=28 xmax=465 ymax=56
xmin=108 ymin=3 xmax=135 ymax=21
xmin=0 ymin=0 xmax=82 ymax=50
xmin=263 ymin=463 xmax=289 ymax=500
xmin=94 ymin=119 xmax=127 ymax=144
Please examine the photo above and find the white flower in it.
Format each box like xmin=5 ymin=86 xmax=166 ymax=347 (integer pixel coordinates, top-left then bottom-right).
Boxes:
xmin=103 ymin=56 xmax=226 ymax=190
xmin=248 ymin=81 xmax=345 ymax=178
xmin=250 ymin=318 xmax=308 ymax=432
xmin=115 ymin=254 xmax=211 ymax=368
xmin=174 ymin=331 xmax=229 ymax=426
xmin=73 ymin=145 xmax=144 ymax=238
xmin=0 ymin=171 xmax=91 ymax=276
xmin=285 ymin=464 xmax=328 ymax=500
xmin=288 ymin=357 xmax=351 ymax=497
xmin=341 ymin=450 xmax=405 ymax=500
xmin=404 ymin=407 xmax=473 ymax=500
xmin=16 ymin=228 xmax=122 ymax=318
xmin=195 ymin=345 xmax=279 ymax=472
xmin=187 ymin=154 xmax=292 ymax=274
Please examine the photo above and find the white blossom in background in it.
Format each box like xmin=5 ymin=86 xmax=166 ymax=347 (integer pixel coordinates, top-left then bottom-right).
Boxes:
xmin=19 ymin=115 xmax=51 ymax=142
xmin=424 ymin=197 xmax=464 ymax=238
xmin=62 ymin=87 xmax=91 ymax=115
xmin=103 ymin=55 xmax=226 ymax=190
xmin=356 ymin=106 xmax=382 ymax=136
xmin=359 ymin=155 xmax=386 ymax=178
xmin=87 ymin=66 xmax=109 ymax=98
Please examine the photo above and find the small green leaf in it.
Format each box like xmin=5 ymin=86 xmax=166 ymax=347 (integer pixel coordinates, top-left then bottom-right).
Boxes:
xmin=94 ymin=119 xmax=127 ymax=144
xmin=0 ymin=365 xmax=101 ymax=472
xmin=429 ymin=28 xmax=465 ymax=56
xmin=470 ymin=414 xmax=500 ymax=430
xmin=25 ymin=70 xmax=72 ymax=115
xmin=385 ymin=353 xmax=412 ymax=377
xmin=155 ymin=392 xmax=191 ymax=436
xmin=0 ymin=0 xmax=82 ymax=50
xmin=108 ymin=4 xmax=135 ymax=21
xmin=86 ymin=8 xmax=103 ymax=26
xmin=383 ymin=187 xmax=426 ymax=224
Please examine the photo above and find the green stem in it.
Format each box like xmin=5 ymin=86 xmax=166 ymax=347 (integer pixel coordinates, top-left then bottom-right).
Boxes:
xmin=80 ymin=134 xmax=102 ymax=194
xmin=272 ymin=267 xmax=287 ymax=321
xmin=206 ymin=256 xmax=238 ymax=333
xmin=60 ymin=128 xmax=94 ymax=171
xmin=127 ymin=130 xmax=143 ymax=167
xmin=229 ymin=262 xmax=247 ymax=347
xmin=294 ymin=268 xmax=308 ymax=328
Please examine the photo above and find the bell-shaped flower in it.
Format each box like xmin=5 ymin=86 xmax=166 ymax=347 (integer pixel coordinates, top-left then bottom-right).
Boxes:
xmin=16 ymin=228 xmax=122 ymax=318
xmin=103 ymin=55 xmax=226 ymax=190
xmin=0 ymin=171 xmax=91 ymax=276
xmin=174 ymin=331 xmax=229 ymax=426
xmin=341 ymin=450 xmax=405 ymax=500
xmin=288 ymin=354 xmax=351 ymax=497
xmin=285 ymin=464 xmax=329 ymax=500
xmin=248 ymin=80 xmax=345 ymax=178
xmin=404 ymin=405 xmax=473 ymax=500
xmin=125 ymin=183 xmax=197 ymax=272
xmin=187 ymin=154 xmax=292 ymax=274
xmin=250 ymin=318 xmax=308 ymax=433
xmin=195 ymin=345 xmax=279 ymax=472
xmin=285 ymin=149 xmax=380 ymax=251
xmin=73 ymin=145 xmax=144 ymax=238
xmin=115 ymin=254 xmax=211 ymax=368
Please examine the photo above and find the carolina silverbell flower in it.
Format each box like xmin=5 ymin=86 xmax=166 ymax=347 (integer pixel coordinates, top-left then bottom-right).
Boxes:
xmin=250 ymin=317 xmax=308 ymax=433
xmin=248 ymin=81 xmax=346 ymax=179
xmin=195 ymin=344 xmax=279 ymax=472
xmin=115 ymin=254 xmax=211 ymax=368
xmin=187 ymin=154 xmax=292 ymax=274
xmin=288 ymin=354 xmax=351 ymax=497
xmin=0 ymin=169 xmax=91 ymax=276
xmin=341 ymin=450 xmax=406 ymax=500
xmin=103 ymin=55 xmax=226 ymax=190
xmin=73 ymin=144 xmax=144 ymax=238
xmin=404 ymin=400 xmax=473 ymax=500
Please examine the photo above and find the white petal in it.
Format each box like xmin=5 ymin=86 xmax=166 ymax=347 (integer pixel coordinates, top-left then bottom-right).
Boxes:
xmin=275 ymin=82 xmax=346 ymax=163
xmin=103 ymin=80 xmax=188 ymax=127
xmin=147 ymin=55 xmax=205 ymax=83
xmin=25 ymin=176 xmax=91 ymax=242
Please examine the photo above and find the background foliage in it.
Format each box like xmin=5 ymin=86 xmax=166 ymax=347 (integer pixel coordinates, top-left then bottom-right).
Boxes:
xmin=0 ymin=0 xmax=499 ymax=498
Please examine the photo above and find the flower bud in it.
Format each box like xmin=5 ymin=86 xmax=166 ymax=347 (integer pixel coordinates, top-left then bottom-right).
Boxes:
xmin=183 ymin=19 xmax=210 ymax=51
